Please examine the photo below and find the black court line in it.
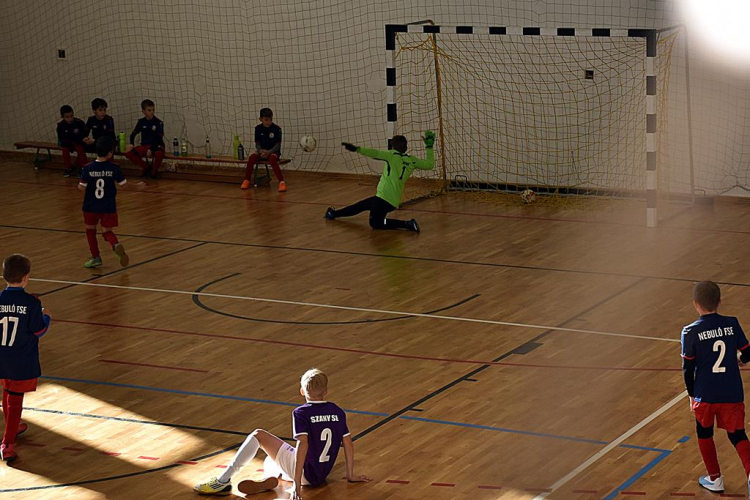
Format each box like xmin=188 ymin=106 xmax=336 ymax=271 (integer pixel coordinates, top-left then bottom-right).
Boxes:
xmin=352 ymin=277 xmax=648 ymax=441
xmin=0 ymin=406 xmax=294 ymax=493
xmin=37 ymin=242 xmax=209 ymax=297
xmin=4 ymin=223 xmax=750 ymax=289
xmin=192 ymin=273 xmax=481 ymax=325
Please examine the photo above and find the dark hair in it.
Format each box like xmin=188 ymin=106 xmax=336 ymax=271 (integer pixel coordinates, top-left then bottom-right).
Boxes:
xmin=96 ymin=136 xmax=116 ymax=157
xmin=60 ymin=105 xmax=73 ymax=116
xmin=693 ymin=281 xmax=721 ymax=312
xmin=260 ymin=107 xmax=273 ymax=118
xmin=91 ymin=98 xmax=108 ymax=110
xmin=141 ymin=99 xmax=155 ymax=110
xmin=391 ymin=135 xmax=408 ymax=154
xmin=3 ymin=254 xmax=31 ymax=283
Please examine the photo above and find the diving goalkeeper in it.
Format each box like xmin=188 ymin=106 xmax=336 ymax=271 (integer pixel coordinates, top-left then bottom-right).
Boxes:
xmin=324 ymin=131 xmax=435 ymax=232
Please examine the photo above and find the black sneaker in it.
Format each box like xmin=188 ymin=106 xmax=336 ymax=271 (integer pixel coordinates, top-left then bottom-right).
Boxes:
xmin=62 ymin=169 xmax=73 ymax=178
xmin=406 ymin=219 xmax=420 ymax=232
xmin=324 ymin=207 xmax=336 ymax=220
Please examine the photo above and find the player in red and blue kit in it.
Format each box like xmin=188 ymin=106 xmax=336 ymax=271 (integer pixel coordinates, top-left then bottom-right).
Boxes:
xmin=78 ymin=136 xmax=129 ymax=269
xmin=124 ymin=99 xmax=165 ymax=178
xmin=241 ymin=108 xmax=287 ymax=192
xmin=194 ymin=368 xmax=370 ymax=498
xmin=682 ymin=281 xmax=750 ymax=495
xmin=84 ymin=97 xmax=116 ymax=153
xmin=56 ymin=104 xmax=88 ymax=178
xmin=0 ymin=254 xmax=51 ymax=463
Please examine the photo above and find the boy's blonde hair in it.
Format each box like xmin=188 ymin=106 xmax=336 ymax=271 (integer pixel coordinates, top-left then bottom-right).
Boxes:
xmin=301 ymin=368 xmax=328 ymax=396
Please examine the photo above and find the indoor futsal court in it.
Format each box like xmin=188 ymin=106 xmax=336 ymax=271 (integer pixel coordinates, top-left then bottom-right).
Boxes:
xmin=3 ymin=1 xmax=750 ymax=499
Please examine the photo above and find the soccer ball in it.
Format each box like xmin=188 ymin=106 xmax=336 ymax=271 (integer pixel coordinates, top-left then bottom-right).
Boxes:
xmin=299 ymin=135 xmax=317 ymax=152
xmin=520 ymin=189 xmax=536 ymax=204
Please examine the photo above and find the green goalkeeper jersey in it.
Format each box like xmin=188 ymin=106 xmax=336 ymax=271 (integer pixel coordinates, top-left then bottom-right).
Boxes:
xmin=357 ymin=147 xmax=435 ymax=207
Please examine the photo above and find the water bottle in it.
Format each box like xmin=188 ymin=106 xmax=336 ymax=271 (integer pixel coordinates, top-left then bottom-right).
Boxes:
xmin=119 ymin=132 xmax=126 ymax=153
xmin=238 ymin=143 xmax=245 ymax=161
xmin=205 ymin=136 xmax=211 ymax=158
xmin=173 ymin=137 xmax=180 ymax=156
xmin=181 ymin=136 xmax=188 ymax=157
xmin=232 ymin=134 xmax=240 ymax=159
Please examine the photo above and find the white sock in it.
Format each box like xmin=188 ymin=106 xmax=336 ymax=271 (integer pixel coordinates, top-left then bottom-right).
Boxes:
xmin=219 ymin=433 xmax=260 ymax=483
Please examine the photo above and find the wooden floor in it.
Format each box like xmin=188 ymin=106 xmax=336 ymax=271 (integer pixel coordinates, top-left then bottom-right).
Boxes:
xmin=1 ymin=157 xmax=749 ymax=499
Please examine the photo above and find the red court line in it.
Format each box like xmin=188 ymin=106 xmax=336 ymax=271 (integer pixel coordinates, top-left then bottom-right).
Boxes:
xmin=215 ymin=465 xmax=228 ymax=468
xmin=621 ymin=492 xmax=646 ymax=496
xmin=386 ymin=480 xmax=410 ymax=485
xmin=431 ymin=483 xmax=455 ymax=487
xmin=99 ymin=359 xmax=209 ymax=374
xmin=177 ymin=460 xmax=198 ymax=465
xmin=138 ymin=456 xmax=160 ymax=461
xmin=56 ymin=319 xmax=680 ymax=373
xmin=101 ymin=451 xmax=121 ymax=456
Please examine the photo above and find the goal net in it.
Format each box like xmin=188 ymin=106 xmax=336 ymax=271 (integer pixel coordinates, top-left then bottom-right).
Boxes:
xmin=387 ymin=24 xmax=679 ymax=225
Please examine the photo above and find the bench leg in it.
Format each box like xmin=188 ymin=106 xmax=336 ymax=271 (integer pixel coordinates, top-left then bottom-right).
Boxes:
xmin=33 ymin=148 xmax=52 ymax=170
xmin=253 ymin=164 xmax=271 ymax=187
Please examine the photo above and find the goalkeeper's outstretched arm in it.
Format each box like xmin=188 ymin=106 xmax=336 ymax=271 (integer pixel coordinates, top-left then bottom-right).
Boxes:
xmin=414 ymin=130 xmax=436 ymax=170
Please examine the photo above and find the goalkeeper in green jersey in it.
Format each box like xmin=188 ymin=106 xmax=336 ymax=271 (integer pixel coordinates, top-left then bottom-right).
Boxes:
xmin=324 ymin=132 xmax=435 ymax=232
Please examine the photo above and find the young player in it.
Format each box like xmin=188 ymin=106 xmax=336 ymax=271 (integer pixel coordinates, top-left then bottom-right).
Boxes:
xmin=681 ymin=281 xmax=750 ymax=495
xmin=56 ymin=105 xmax=88 ymax=178
xmin=0 ymin=254 xmax=51 ymax=463
xmin=241 ymin=108 xmax=287 ymax=192
xmin=83 ymin=98 xmax=115 ymax=153
xmin=124 ymin=99 xmax=165 ymax=178
xmin=78 ymin=136 xmax=129 ymax=269
xmin=324 ymin=131 xmax=435 ymax=232
xmin=193 ymin=368 xmax=370 ymax=498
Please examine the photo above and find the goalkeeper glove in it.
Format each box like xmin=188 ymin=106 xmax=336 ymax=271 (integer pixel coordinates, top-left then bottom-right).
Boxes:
xmin=423 ymin=130 xmax=435 ymax=148
xmin=342 ymin=142 xmax=359 ymax=152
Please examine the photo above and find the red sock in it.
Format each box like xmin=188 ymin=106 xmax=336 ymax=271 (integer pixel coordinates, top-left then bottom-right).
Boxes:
xmin=245 ymin=153 xmax=259 ymax=181
xmin=735 ymin=440 xmax=750 ymax=476
xmin=126 ymin=149 xmax=149 ymax=171
xmin=269 ymin=154 xmax=284 ymax=182
xmin=74 ymin=144 xmax=88 ymax=167
xmin=152 ymin=150 xmax=164 ymax=174
xmin=2 ymin=392 xmax=24 ymax=445
xmin=86 ymin=228 xmax=100 ymax=258
xmin=102 ymin=231 xmax=118 ymax=249
xmin=62 ymin=147 xmax=72 ymax=168
xmin=699 ymin=438 xmax=722 ymax=479
xmin=2 ymin=390 xmax=8 ymax=420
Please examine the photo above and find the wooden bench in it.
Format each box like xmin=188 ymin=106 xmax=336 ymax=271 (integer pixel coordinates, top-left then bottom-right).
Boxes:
xmin=13 ymin=141 xmax=290 ymax=186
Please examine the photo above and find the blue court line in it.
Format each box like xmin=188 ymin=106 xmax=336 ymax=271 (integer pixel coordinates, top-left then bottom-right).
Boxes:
xmin=40 ymin=374 xmax=667 ymax=451
xmin=602 ymin=450 xmax=672 ymax=500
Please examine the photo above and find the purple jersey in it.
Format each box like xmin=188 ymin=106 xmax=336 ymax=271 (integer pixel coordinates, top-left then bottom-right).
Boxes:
xmin=292 ymin=401 xmax=350 ymax=486
xmin=86 ymin=115 xmax=116 ymax=141
xmin=130 ymin=116 xmax=164 ymax=148
xmin=254 ymin=123 xmax=282 ymax=155
xmin=80 ymin=160 xmax=126 ymax=213
xmin=0 ymin=287 xmax=50 ymax=380
xmin=681 ymin=313 xmax=750 ymax=403
xmin=57 ymin=118 xmax=88 ymax=146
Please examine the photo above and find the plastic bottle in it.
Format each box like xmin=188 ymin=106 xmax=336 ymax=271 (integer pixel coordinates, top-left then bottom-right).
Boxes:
xmin=173 ymin=137 xmax=180 ymax=157
xmin=119 ymin=132 xmax=127 ymax=153
xmin=181 ymin=136 xmax=188 ymax=157
xmin=238 ymin=143 xmax=245 ymax=161
xmin=232 ymin=134 xmax=240 ymax=159
xmin=205 ymin=136 xmax=212 ymax=158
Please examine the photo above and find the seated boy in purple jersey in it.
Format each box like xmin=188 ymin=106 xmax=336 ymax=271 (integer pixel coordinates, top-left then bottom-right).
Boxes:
xmin=83 ymin=98 xmax=115 ymax=154
xmin=78 ymin=136 xmax=129 ymax=269
xmin=0 ymin=254 xmax=51 ymax=463
xmin=56 ymin=105 xmax=88 ymax=178
xmin=194 ymin=368 xmax=370 ymax=498
xmin=682 ymin=281 xmax=750 ymax=494
xmin=241 ymin=108 xmax=287 ymax=193
xmin=124 ymin=99 xmax=165 ymax=179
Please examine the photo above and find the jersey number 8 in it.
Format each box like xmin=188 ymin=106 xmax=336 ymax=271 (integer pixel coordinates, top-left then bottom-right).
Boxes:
xmin=95 ymin=178 xmax=105 ymax=199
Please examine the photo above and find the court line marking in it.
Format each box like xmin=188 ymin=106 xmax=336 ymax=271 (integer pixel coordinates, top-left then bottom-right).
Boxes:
xmin=31 ymin=278 xmax=680 ymax=344
xmin=532 ymin=391 xmax=687 ymax=500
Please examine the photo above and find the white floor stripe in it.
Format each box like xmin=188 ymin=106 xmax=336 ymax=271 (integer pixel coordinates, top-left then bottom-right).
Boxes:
xmin=533 ymin=391 xmax=687 ymax=499
xmin=32 ymin=277 xmax=680 ymax=344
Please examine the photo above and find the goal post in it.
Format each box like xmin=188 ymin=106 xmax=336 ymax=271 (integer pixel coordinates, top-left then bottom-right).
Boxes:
xmin=385 ymin=24 xmax=659 ymax=227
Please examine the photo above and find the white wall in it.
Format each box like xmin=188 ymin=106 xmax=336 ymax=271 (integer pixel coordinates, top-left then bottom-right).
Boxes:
xmin=0 ymin=0 xmax=748 ymax=194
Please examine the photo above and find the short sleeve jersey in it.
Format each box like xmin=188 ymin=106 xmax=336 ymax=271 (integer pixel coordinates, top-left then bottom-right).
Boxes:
xmin=86 ymin=115 xmax=116 ymax=141
xmin=292 ymin=401 xmax=350 ymax=486
xmin=56 ymin=118 xmax=88 ymax=145
xmin=254 ymin=123 xmax=282 ymax=154
xmin=0 ymin=287 xmax=49 ymax=380
xmin=80 ymin=160 xmax=126 ymax=213
xmin=681 ymin=313 xmax=750 ymax=403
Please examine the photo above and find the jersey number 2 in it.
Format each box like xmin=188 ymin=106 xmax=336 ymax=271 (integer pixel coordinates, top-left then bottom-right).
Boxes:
xmin=713 ymin=340 xmax=727 ymax=373
xmin=319 ymin=428 xmax=332 ymax=463
xmin=0 ymin=317 xmax=19 ymax=347
xmin=95 ymin=178 xmax=105 ymax=199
